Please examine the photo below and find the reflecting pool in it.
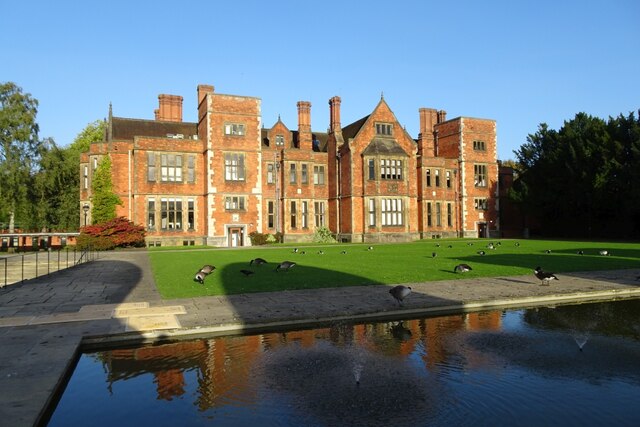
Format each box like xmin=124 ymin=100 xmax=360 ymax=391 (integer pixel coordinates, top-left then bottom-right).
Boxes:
xmin=48 ymin=299 xmax=640 ymax=426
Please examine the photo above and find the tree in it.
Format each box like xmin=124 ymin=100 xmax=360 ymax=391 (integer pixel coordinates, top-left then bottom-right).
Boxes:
xmin=91 ymin=154 xmax=122 ymax=224
xmin=0 ymin=82 xmax=42 ymax=231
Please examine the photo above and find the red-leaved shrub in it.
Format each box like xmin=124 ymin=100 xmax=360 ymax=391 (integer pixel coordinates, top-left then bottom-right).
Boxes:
xmin=78 ymin=217 xmax=146 ymax=250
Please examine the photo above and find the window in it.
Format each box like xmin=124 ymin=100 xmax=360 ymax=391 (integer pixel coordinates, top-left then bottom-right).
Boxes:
xmin=267 ymin=163 xmax=275 ymax=184
xmin=92 ymin=157 xmax=98 ymax=171
xmin=446 ymin=170 xmax=452 ymax=188
xmin=161 ymin=154 xmax=182 ymax=182
xmin=289 ymin=163 xmax=297 ymax=184
xmin=301 ymin=164 xmax=308 ymax=184
xmin=275 ymin=134 xmax=284 ymax=146
xmin=187 ymin=155 xmax=195 ymax=183
xmin=224 ymin=123 xmax=245 ymax=136
xmin=435 ymin=169 xmax=441 ymax=187
xmin=290 ymin=201 xmax=297 ymax=228
xmin=369 ymin=198 xmax=376 ymax=226
xmin=436 ymin=202 xmax=441 ymax=227
xmin=302 ymin=201 xmax=308 ymax=228
xmin=426 ymin=169 xmax=431 ymax=186
xmin=473 ymin=140 xmax=486 ymax=151
xmin=474 ymin=164 xmax=487 ymax=187
xmin=147 ymin=153 xmax=156 ymax=181
xmin=83 ymin=165 xmax=88 ymax=189
xmin=225 ymin=196 xmax=245 ymax=211
xmin=474 ymin=198 xmax=488 ymax=210
xmin=427 ymin=202 xmax=432 ymax=227
xmin=368 ymin=159 xmax=375 ymax=180
xmin=224 ymin=153 xmax=245 ymax=181
xmin=314 ymin=202 xmax=325 ymax=227
xmin=380 ymin=159 xmax=402 ymax=180
xmin=447 ymin=203 xmax=452 ymax=227
xmin=268 ymin=201 xmax=275 ymax=228
xmin=381 ymin=198 xmax=403 ymax=226
xmin=313 ymin=166 xmax=325 ymax=185
xmin=187 ymin=199 xmax=194 ymax=230
xmin=161 ymin=198 xmax=182 ymax=230
xmin=375 ymin=123 xmax=392 ymax=136
xmin=148 ymin=199 xmax=155 ymax=230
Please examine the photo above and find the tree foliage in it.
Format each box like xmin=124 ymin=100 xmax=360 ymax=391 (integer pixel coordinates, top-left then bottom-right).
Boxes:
xmin=91 ymin=154 xmax=122 ymax=224
xmin=511 ymin=111 xmax=640 ymax=238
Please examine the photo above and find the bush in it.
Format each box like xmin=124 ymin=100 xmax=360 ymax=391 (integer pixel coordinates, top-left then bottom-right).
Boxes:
xmin=249 ymin=231 xmax=268 ymax=246
xmin=313 ymin=226 xmax=336 ymax=243
xmin=78 ymin=217 xmax=146 ymax=250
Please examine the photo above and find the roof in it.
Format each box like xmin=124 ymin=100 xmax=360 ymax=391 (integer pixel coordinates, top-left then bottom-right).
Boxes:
xmin=361 ymin=138 xmax=409 ymax=157
xmin=341 ymin=115 xmax=369 ymax=141
xmin=261 ymin=128 xmax=328 ymax=152
xmin=111 ymin=117 xmax=198 ymax=141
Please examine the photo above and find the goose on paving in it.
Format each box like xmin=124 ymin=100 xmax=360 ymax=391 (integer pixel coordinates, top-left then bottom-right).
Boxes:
xmin=275 ymin=261 xmax=296 ymax=272
xmin=389 ymin=285 xmax=412 ymax=306
xmin=454 ymin=263 xmax=472 ymax=273
xmin=194 ymin=264 xmax=215 ymax=284
xmin=249 ymin=257 xmax=267 ymax=266
xmin=534 ymin=266 xmax=558 ymax=286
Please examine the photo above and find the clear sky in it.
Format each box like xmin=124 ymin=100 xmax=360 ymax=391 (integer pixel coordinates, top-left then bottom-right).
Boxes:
xmin=2 ymin=0 xmax=639 ymax=160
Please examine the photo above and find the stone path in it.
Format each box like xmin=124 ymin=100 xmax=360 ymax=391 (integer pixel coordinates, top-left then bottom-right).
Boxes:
xmin=0 ymin=250 xmax=639 ymax=426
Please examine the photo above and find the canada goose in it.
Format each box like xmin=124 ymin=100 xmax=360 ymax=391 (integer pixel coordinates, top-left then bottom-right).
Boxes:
xmin=599 ymin=250 xmax=610 ymax=256
xmin=467 ymin=242 xmax=474 ymax=246
xmin=341 ymin=250 xmax=347 ymax=255
xmin=249 ymin=257 xmax=267 ymax=266
xmin=454 ymin=263 xmax=472 ymax=273
xmin=487 ymin=243 xmax=495 ymax=250
xmin=194 ymin=264 xmax=215 ymax=284
xmin=300 ymin=251 xmax=306 ymax=255
xmin=389 ymin=285 xmax=412 ymax=306
xmin=577 ymin=250 xmax=584 ymax=255
xmin=318 ymin=250 xmax=324 ymax=255
xmin=477 ymin=250 xmax=486 ymax=256
xmin=367 ymin=246 xmax=374 ymax=251
xmin=432 ymin=252 xmax=437 ymax=258
xmin=515 ymin=242 xmax=520 ymax=247
xmin=275 ymin=261 xmax=296 ymax=272
xmin=240 ymin=269 xmax=254 ymax=277
xmin=435 ymin=243 xmax=440 ymax=248
xmin=447 ymin=245 xmax=453 ymax=248
xmin=292 ymin=248 xmax=299 ymax=253
xmin=545 ymin=249 xmax=552 ymax=254
xmin=534 ymin=266 xmax=558 ymax=286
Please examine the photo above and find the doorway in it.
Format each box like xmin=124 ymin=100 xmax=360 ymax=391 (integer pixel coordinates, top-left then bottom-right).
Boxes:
xmin=478 ymin=222 xmax=488 ymax=238
xmin=228 ymin=227 xmax=244 ymax=247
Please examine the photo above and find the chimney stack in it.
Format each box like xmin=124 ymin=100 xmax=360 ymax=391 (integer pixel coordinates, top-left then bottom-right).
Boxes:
xmin=329 ymin=96 xmax=341 ymax=133
xmin=197 ymin=84 xmax=214 ymax=107
xmin=297 ymin=101 xmax=312 ymax=149
xmin=155 ymin=94 xmax=183 ymax=122
xmin=418 ymin=107 xmax=438 ymax=157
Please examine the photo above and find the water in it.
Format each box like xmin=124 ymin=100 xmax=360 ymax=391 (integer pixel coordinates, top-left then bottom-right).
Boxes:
xmin=47 ymin=299 xmax=640 ymax=426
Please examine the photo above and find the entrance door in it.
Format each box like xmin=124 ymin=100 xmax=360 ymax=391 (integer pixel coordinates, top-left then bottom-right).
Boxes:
xmin=228 ymin=227 xmax=243 ymax=247
xmin=478 ymin=222 xmax=488 ymax=238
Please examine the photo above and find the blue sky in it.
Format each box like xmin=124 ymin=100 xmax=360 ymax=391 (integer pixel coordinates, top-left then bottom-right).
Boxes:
xmin=2 ymin=0 xmax=639 ymax=160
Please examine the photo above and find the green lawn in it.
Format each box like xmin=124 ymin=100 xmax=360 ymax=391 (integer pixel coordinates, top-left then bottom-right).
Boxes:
xmin=148 ymin=239 xmax=640 ymax=299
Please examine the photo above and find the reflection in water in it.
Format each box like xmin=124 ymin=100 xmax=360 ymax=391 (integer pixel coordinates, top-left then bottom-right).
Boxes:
xmin=49 ymin=299 xmax=640 ymax=426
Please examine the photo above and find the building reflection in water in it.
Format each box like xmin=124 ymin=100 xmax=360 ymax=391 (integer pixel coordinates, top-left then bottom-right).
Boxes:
xmin=97 ymin=310 xmax=502 ymax=410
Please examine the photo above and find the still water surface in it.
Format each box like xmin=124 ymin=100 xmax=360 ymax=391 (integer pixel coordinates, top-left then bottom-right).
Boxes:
xmin=48 ymin=299 xmax=640 ymax=426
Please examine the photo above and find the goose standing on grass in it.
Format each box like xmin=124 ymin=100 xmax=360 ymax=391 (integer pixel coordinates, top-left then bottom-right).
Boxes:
xmin=534 ymin=266 xmax=558 ymax=286
xmin=194 ymin=264 xmax=215 ymax=284
xmin=577 ymin=250 xmax=584 ymax=255
xmin=477 ymin=250 xmax=486 ymax=256
xmin=367 ymin=246 xmax=374 ymax=251
xmin=249 ymin=257 xmax=267 ymax=266
xmin=389 ymin=285 xmax=412 ymax=306
xmin=275 ymin=261 xmax=296 ymax=272
xmin=599 ymin=250 xmax=610 ymax=256
xmin=454 ymin=263 xmax=472 ymax=273
xmin=545 ymin=249 xmax=552 ymax=254
xmin=432 ymin=252 xmax=437 ymax=258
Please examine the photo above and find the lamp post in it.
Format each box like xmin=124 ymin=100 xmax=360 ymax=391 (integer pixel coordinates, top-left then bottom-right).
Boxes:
xmin=82 ymin=204 xmax=90 ymax=226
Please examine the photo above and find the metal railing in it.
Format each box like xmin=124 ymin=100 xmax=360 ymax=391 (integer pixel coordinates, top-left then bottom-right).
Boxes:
xmin=0 ymin=247 xmax=99 ymax=287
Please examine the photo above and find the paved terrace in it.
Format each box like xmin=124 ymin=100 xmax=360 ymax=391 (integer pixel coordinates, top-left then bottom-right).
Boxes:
xmin=1 ymin=251 xmax=639 ymax=426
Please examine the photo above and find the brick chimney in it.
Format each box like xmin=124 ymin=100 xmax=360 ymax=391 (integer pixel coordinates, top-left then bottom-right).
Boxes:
xmin=418 ymin=107 xmax=438 ymax=157
xmin=197 ymin=84 xmax=214 ymax=107
xmin=297 ymin=101 xmax=312 ymax=149
xmin=154 ymin=94 xmax=183 ymax=122
xmin=437 ymin=109 xmax=447 ymax=123
xmin=329 ymin=96 xmax=341 ymax=133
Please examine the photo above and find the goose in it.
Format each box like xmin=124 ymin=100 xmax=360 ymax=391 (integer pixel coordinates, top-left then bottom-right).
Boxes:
xmin=447 ymin=244 xmax=453 ymax=248
xmin=577 ymin=250 xmax=584 ymax=255
xmin=599 ymin=250 xmax=610 ymax=256
xmin=292 ymin=248 xmax=299 ymax=253
xmin=367 ymin=246 xmax=374 ymax=251
xmin=515 ymin=242 xmax=520 ymax=247
xmin=454 ymin=263 xmax=472 ymax=273
xmin=318 ymin=250 xmax=324 ymax=255
xmin=275 ymin=261 xmax=296 ymax=272
xmin=341 ymin=250 xmax=347 ymax=255
xmin=194 ymin=264 xmax=215 ymax=284
xmin=249 ymin=257 xmax=267 ymax=266
xmin=545 ymin=249 xmax=552 ymax=254
xmin=240 ymin=269 xmax=254 ymax=277
xmin=487 ymin=243 xmax=495 ymax=250
xmin=534 ymin=266 xmax=558 ymax=286
xmin=432 ymin=252 xmax=437 ymax=258
xmin=477 ymin=250 xmax=486 ymax=256
xmin=389 ymin=285 xmax=412 ymax=306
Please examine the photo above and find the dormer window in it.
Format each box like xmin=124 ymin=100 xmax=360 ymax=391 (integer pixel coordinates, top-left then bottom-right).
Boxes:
xmin=375 ymin=123 xmax=393 ymax=136
xmin=275 ymin=135 xmax=284 ymax=146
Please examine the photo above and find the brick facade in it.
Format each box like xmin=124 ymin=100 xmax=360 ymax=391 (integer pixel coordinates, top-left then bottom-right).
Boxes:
xmin=80 ymin=84 xmax=499 ymax=247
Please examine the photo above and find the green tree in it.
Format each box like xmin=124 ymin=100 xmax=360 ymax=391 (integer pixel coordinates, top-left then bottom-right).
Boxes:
xmin=0 ymin=82 xmax=42 ymax=231
xmin=91 ymin=154 xmax=122 ymax=224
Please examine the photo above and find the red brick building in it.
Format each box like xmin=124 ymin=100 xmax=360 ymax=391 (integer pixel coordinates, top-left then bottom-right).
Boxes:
xmin=80 ymin=84 xmax=499 ymax=247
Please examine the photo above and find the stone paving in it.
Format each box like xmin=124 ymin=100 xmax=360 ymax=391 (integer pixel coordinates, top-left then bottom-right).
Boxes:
xmin=1 ymin=250 xmax=639 ymax=426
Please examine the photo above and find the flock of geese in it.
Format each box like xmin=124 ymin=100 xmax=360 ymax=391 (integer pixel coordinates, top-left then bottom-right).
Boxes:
xmin=193 ymin=243 xmax=613 ymax=304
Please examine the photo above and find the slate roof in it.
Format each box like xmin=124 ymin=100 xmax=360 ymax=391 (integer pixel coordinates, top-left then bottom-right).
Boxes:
xmin=341 ymin=115 xmax=370 ymax=142
xmin=361 ymin=138 xmax=409 ymax=157
xmin=111 ymin=117 xmax=198 ymax=141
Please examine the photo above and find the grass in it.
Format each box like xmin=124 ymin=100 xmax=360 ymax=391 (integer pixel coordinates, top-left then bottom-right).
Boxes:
xmin=148 ymin=239 xmax=640 ymax=299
